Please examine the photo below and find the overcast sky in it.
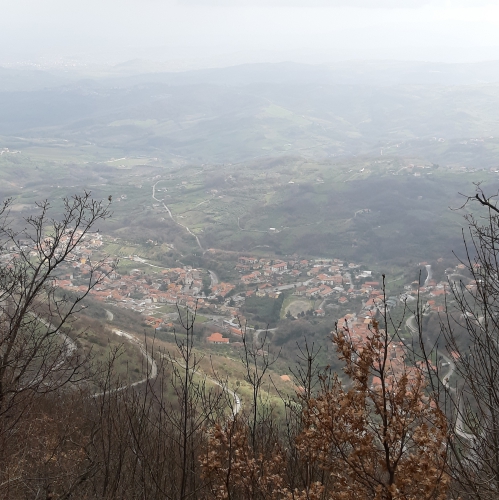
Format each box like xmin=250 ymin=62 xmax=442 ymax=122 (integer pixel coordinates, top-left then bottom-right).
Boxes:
xmin=3 ymin=0 xmax=499 ymax=68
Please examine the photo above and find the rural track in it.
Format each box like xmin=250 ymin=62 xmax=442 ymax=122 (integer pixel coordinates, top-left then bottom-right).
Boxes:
xmin=152 ymin=181 xmax=204 ymax=253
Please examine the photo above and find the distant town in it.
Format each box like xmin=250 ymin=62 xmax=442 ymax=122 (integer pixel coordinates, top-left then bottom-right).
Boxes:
xmin=2 ymin=229 xmax=471 ymax=381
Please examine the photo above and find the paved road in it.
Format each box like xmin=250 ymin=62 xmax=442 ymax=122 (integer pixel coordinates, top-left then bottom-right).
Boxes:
xmin=237 ymin=216 xmax=268 ymax=233
xmin=406 ymin=313 xmax=476 ymax=441
xmin=113 ymin=329 xmax=158 ymax=380
xmin=92 ymin=329 xmax=159 ymax=398
xmin=273 ymin=279 xmax=312 ymax=292
xmin=212 ymin=380 xmax=241 ymax=417
xmin=424 ymin=264 xmax=432 ymax=286
xmin=253 ymin=327 xmax=277 ymax=346
xmin=406 ymin=314 xmax=454 ymax=381
xmin=16 ymin=313 xmax=79 ymax=392
xmin=32 ymin=313 xmax=159 ymax=399
xmin=132 ymin=255 xmax=169 ymax=270
xmin=446 ymin=273 xmax=469 ymax=282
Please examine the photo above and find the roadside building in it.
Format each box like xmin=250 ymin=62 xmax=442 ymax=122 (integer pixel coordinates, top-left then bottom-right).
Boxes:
xmin=207 ymin=332 xmax=230 ymax=344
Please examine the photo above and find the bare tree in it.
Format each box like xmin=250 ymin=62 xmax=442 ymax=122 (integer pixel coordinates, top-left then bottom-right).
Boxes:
xmin=416 ymin=185 xmax=499 ymax=499
xmin=0 ymin=192 xmax=112 ymax=491
xmin=202 ymin=325 xmax=286 ymax=500
xmin=80 ymin=304 xmax=230 ymax=500
xmin=163 ymin=305 xmax=228 ymax=499
xmin=284 ymin=341 xmax=332 ymax=498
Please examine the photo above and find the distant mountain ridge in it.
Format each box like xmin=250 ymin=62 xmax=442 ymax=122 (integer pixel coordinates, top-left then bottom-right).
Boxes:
xmin=5 ymin=59 xmax=499 ymax=92
xmin=105 ymin=60 xmax=499 ymax=87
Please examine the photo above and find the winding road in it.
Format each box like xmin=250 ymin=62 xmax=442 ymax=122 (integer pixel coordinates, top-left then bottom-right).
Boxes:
xmin=237 ymin=217 xmax=268 ymax=233
xmin=424 ymin=264 xmax=432 ymax=286
xmin=30 ymin=312 xmax=159 ymax=399
xmin=92 ymin=329 xmax=158 ymax=398
xmin=102 ymin=311 xmax=240 ymax=415
xmin=273 ymin=279 xmax=312 ymax=292
xmin=405 ymin=313 xmax=475 ymax=441
xmin=35 ymin=312 xmax=237 ymax=416
xmin=131 ymin=255 xmax=169 ymax=270
xmin=253 ymin=327 xmax=278 ymax=347
xmin=113 ymin=329 xmax=158 ymax=381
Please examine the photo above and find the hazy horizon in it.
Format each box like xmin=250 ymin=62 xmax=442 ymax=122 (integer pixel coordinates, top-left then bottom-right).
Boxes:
xmin=4 ymin=0 xmax=499 ymax=71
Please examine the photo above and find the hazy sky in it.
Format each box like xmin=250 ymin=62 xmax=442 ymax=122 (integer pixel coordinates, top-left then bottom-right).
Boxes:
xmin=3 ymin=0 xmax=499 ymax=68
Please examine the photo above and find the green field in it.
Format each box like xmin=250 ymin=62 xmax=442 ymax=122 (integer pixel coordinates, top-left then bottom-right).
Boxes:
xmin=1 ymin=146 xmax=493 ymax=268
xmin=281 ymin=296 xmax=315 ymax=319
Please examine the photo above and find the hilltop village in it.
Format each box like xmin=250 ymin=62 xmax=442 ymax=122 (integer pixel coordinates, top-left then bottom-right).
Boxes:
xmin=0 ymin=228 xmax=469 ymax=387
xmin=50 ymin=232 xmax=381 ymax=330
xmin=39 ymin=231 xmax=472 ymax=351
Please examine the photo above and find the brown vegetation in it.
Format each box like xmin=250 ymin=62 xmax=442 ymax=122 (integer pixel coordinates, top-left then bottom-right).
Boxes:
xmin=202 ymin=319 xmax=449 ymax=500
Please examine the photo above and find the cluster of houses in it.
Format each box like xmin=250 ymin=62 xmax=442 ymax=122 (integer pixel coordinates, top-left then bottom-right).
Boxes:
xmin=238 ymin=257 xmax=295 ymax=282
xmin=238 ymin=256 xmax=369 ymax=303
xmin=58 ymin=261 xmax=208 ymax=313
xmin=52 ymin=234 xmax=210 ymax=317
xmin=48 ymin=235 xmax=260 ymax=339
xmin=294 ymin=269 xmax=379 ymax=305
xmin=32 ymin=231 xmax=468 ymax=368
xmin=333 ymin=260 xmax=473 ymax=392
